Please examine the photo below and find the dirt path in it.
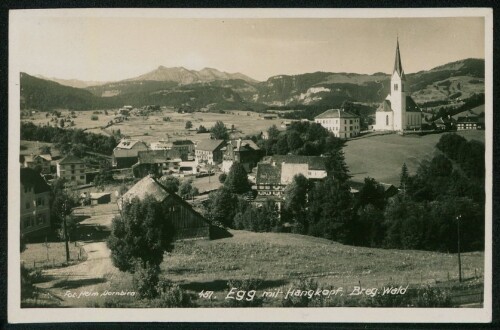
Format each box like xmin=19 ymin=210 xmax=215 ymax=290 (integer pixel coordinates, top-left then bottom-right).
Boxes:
xmin=35 ymin=205 xmax=122 ymax=307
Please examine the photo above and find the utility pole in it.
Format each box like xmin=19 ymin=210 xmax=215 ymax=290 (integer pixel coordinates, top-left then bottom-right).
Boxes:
xmin=62 ymin=196 xmax=70 ymax=262
xmin=457 ymin=214 xmax=462 ymax=282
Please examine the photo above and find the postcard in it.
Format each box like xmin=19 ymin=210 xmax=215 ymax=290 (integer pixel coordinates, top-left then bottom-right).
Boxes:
xmin=8 ymin=8 xmax=493 ymax=323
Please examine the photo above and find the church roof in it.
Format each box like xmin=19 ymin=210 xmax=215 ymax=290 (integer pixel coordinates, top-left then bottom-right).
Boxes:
xmin=376 ymin=97 xmax=421 ymax=113
xmin=394 ymin=39 xmax=404 ymax=77
xmin=377 ymin=100 xmax=392 ymax=112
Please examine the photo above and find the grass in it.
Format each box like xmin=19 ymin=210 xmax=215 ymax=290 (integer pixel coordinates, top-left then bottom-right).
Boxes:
xmin=24 ymin=108 xmax=285 ymax=145
xmin=344 ymin=130 xmax=485 ymax=185
xmin=158 ymin=230 xmax=484 ymax=307
xmin=21 ymin=241 xmax=86 ymax=269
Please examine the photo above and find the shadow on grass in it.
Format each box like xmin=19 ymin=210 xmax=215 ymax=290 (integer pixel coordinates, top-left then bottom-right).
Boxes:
xmin=75 ymin=224 xmax=110 ymax=243
xmin=51 ymin=277 xmax=107 ymax=290
xmin=179 ymin=278 xmax=288 ymax=292
xmin=210 ymin=226 xmax=233 ymax=240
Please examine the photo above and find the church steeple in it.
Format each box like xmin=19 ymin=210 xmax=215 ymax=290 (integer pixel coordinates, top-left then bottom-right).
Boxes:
xmin=393 ymin=38 xmax=404 ymax=76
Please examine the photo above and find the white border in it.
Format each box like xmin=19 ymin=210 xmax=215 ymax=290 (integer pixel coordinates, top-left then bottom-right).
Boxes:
xmin=8 ymin=8 xmax=493 ymax=323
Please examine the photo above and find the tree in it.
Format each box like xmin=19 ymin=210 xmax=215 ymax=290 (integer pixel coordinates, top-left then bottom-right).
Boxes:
xmin=275 ymin=134 xmax=289 ymax=155
xmin=267 ymin=125 xmax=280 ymax=141
xmin=107 ymin=196 xmax=175 ymax=272
xmin=39 ymin=145 xmax=51 ymax=155
xmin=197 ymin=125 xmax=208 ymax=133
xmin=210 ymin=121 xmax=229 ymax=140
xmin=218 ymin=173 xmax=227 ymax=183
xmin=207 ymin=187 xmax=238 ymax=227
xmin=59 ymin=118 xmax=65 ymax=128
xmin=185 ymin=121 xmax=193 ymax=129
xmin=224 ymin=163 xmax=250 ymax=194
xmin=283 ymin=174 xmax=309 ymax=233
xmin=287 ymin=131 xmax=303 ymax=152
xmin=179 ymin=179 xmax=196 ymax=199
xmin=356 ymin=177 xmax=386 ymax=211
xmin=158 ymin=175 xmax=180 ymax=193
xmin=400 ymin=163 xmax=409 ymax=191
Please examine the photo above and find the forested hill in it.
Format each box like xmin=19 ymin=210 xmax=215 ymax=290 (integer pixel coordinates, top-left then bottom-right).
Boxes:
xmin=20 ymin=58 xmax=484 ymax=111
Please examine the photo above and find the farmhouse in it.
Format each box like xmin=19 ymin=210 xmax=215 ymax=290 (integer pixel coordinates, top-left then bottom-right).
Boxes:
xmin=150 ymin=140 xmax=194 ymax=160
xmin=119 ymin=176 xmax=212 ymax=240
xmin=20 ymin=168 xmax=51 ymax=238
xmin=374 ymin=39 xmax=422 ymax=132
xmin=22 ymin=153 xmax=53 ymax=174
xmin=90 ymin=192 xmax=111 ymax=205
xmin=195 ymin=139 xmax=225 ymax=165
xmin=112 ymin=139 xmax=149 ymax=168
xmin=56 ymin=154 xmax=86 ymax=186
xmin=314 ymin=109 xmax=360 ymax=138
xmin=132 ymin=149 xmax=182 ymax=178
xmin=253 ymin=155 xmax=327 ymax=207
xmin=456 ymin=115 xmax=484 ymax=130
xmin=221 ymin=138 xmax=262 ymax=173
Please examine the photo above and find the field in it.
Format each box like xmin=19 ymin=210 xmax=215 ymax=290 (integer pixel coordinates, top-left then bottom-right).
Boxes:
xmin=160 ymin=230 xmax=483 ymax=307
xmin=344 ymin=130 xmax=485 ymax=185
xmin=24 ymin=109 xmax=285 ymax=145
xmin=21 ymin=241 xmax=86 ymax=270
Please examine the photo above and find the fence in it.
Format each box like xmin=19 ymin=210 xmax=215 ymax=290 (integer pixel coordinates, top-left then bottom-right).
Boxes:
xmin=21 ymin=243 xmax=88 ymax=270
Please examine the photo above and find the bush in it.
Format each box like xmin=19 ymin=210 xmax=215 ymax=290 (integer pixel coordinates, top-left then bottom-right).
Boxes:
xmin=151 ymin=280 xmax=196 ymax=307
xmin=132 ymin=263 xmax=161 ymax=299
xmin=91 ymin=115 xmax=99 ymax=121
xmin=218 ymin=173 xmax=227 ymax=183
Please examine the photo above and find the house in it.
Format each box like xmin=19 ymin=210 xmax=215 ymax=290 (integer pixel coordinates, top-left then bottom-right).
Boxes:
xmin=56 ymin=154 xmax=86 ymax=186
xmin=112 ymin=139 xmax=149 ymax=168
xmin=195 ymin=139 xmax=226 ymax=165
xmin=455 ymin=112 xmax=484 ymax=130
xmin=119 ymin=176 xmax=212 ymax=240
xmin=20 ymin=168 xmax=51 ymax=238
xmin=253 ymin=155 xmax=328 ymax=207
xmin=90 ymin=192 xmax=111 ymax=205
xmin=22 ymin=154 xmax=52 ymax=174
xmin=221 ymin=138 xmax=262 ymax=173
xmin=150 ymin=140 xmax=194 ymax=160
xmin=132 ymin=149 xmax=182 ymax=178
xmin=314 ymin=109 xmax=361 ymax=138
xmin=374 ymin=39 xmax=422 ymax=132
xmin=433 ymin=116 xmax=456 ymax=130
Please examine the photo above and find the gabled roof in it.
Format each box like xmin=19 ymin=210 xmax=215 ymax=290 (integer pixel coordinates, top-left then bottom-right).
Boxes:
xmin=456 ymin=116 xmax=480 ymax=123
xmin=315 ymin=109 xmax=359 ymax=119
xmin=256 ymin=163 xmax=282 ymax=185
xmin=377 ymin=99 xmax=392 ymax=112
xmin=137 ymin=150 xmax=182 ymax=164
xmin=405 ymin=96 xmax=421 ymax=113
xmin=196 ymin=139 xmax=225 ymax=152
xmin=115 ymin=139 xmax=147 ymax=150
xmin=20 ymin=168 xmax=50 ymax=194
xmin=223 ymin=139 xmax=260 ymax=152
xmin=119 ymin=176 xmax=208 ymax=221
xmin=58 ymin=154 xmax=83 ymax=165
xmin=266 ymin=155 xmax=327 ymax=171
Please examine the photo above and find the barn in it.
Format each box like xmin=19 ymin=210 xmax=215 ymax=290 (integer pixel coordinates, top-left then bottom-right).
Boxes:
xmin=118 ymin=175 xmax=212 ymax=240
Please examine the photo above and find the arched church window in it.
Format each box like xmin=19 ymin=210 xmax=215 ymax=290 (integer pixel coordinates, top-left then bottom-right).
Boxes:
xmin=394 ymin=84 xmax=398 ymax=91
xmin=386 ymin=115 xmax=389 ymax=126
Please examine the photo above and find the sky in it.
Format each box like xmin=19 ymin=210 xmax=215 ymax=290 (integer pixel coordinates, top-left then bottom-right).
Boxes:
xmin=11 ymin=13 xmax=485 ymax=82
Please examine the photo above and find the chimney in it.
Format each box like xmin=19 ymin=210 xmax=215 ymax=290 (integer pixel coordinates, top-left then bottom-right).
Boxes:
xmin=237 ymin=138 xmax=242 ymax=149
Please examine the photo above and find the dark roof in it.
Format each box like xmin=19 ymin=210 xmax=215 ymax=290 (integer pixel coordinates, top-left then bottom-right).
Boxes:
xmin=256 ymin=163 xmax=282 ymax=185
xmin=172 ymin=140 xmax=194 ymax=146
xmin=266 ymin=155 xmax=327 ymax=171
xmin=377 ymin=99 xmax=392 ymax=112
xmin=138 ymin=150 xmax=182 ymax=164
xmin=20 ymin=168 xmax=50 ymax=194
xmin=315 ymin=109 xmax=359 ymax=119
xmin=405 ymin=96 xmax=421 ymax=113
xmin=58 ymin=154 xmax=83 ymax=165
xmin=393 ymin=39 xmax=404 ymax=77
xmin=119 ymin=176 xmax=208 ymax=222
xmin=196 ymin=139 xmax=225 ymax=152
xmin=456 ymin=116 xmax=479 ymax=123
xmin=223 ymin=139 xmax=260 ymax=152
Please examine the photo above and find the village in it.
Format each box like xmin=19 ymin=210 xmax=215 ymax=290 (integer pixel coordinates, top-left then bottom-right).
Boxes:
xmin=19 ymin=40 xmax=486 ymax=308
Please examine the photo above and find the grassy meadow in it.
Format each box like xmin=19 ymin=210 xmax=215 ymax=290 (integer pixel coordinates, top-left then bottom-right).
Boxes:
xmin=344 ymin=130 xmax=485 ymax=185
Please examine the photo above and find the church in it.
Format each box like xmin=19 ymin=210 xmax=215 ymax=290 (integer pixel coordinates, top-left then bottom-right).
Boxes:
xmin=374 ymin=40 xmax=422 ymax=132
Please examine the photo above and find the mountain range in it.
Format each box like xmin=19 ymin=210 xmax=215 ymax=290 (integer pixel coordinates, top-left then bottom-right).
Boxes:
xmin=21 ymin=58 xmax=484 ymax=113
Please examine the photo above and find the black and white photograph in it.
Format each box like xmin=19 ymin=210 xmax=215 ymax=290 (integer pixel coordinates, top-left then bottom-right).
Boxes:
xmin=8 ymin=8 xmax=493 ymax=323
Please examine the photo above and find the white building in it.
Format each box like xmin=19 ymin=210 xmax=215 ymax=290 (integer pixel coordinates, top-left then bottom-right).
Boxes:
xmin=56 ymin=154 xmax=86 ymax=186
xmin=314 ymin=109 xmax=360 ymax=138
xmin=374 ymin=39 xmax=422 ymax=132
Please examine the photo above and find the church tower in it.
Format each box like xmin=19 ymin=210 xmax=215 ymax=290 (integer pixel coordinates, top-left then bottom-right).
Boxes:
xmin=390 ymin=39 xmax=407 ymax=131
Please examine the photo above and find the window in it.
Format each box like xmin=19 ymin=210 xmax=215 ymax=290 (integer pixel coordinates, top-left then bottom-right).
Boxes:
xmin=25 ymin=201 xmax=30 ymax=209
xmin=350 ymin=120 xmax=352 ymax=124
xmin=71 ymin=176 xmax=75 ymax=180
xmin=350 ymin=126 xmax=353 ymax=131
xmin=71 ymin=170 xmax=75 ymax=174
xmin=36 ymin=198 xmax=44 ymax=206
xmin=386 ymin=115 xmax=389 ymax=126
xmin=80 ymin=175 xmax=85 ymax=179
xmin=24 ymin=217 xmax=31 ymax=229
xmin=37 ymin=214 xmax=45 ymax=225
xmin=394 ymin=84 xmax=398 ymax=91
